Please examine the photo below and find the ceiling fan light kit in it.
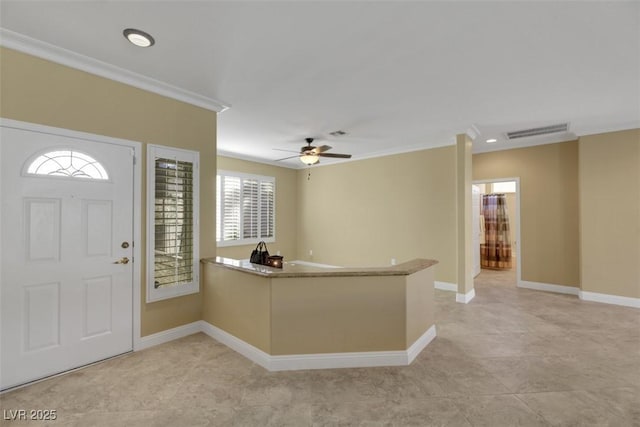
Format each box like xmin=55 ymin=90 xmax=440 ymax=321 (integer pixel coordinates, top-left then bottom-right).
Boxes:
xmin=277 ymin=137 xmax=352 ymax=166
xmin=300 ymin=153 xmax=320 ymax=165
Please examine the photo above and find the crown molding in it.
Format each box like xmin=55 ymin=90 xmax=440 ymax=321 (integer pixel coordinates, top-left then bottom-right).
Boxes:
xmin=466 ymin=124 xmax=481 ymax=141
xmin=472 ymin=132 xmax=578 ymax=154
xmin=0 ymin=28 xmax=230 ymax=113
xmin=220 ymin=137 xmax=458 ymax=170
xmin=573 ymin=121 xmax=640 ymax=138
xmin=217 ymin=150 xmax=299 ymax=169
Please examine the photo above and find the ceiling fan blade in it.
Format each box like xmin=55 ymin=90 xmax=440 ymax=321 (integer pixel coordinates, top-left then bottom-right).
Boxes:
xmin=274 ymin=154 xmax=301 ymax=161
xmin=318 ymin=152 xmax=352 ymax=159
xmin=273 ymin=148 xmax=300 ymax=153
xmin=312 ymin=145 xmax=332 ymax=154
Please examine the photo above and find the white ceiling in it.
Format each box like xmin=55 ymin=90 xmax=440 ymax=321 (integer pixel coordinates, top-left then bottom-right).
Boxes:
xmin=1 ymin=1 xmax=639 ymax=168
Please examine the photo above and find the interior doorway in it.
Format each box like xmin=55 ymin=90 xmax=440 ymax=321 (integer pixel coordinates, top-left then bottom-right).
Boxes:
xmin=472 ymin=178 xmax=521 ymax=288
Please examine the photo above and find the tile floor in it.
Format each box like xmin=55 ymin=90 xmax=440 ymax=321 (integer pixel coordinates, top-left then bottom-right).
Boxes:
xmin=1 ymin=270 xmax=639 ymax=426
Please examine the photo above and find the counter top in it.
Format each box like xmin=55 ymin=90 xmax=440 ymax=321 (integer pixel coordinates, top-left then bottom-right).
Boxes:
xmin=201 ymin=256 xmax=438 ymax=278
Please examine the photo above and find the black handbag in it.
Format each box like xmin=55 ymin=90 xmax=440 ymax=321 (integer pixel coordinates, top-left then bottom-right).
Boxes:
xmin=250 ymin=241 xmax=270 ymax=265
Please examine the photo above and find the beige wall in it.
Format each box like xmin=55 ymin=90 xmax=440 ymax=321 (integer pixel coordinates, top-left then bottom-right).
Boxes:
xmin=271 ymin=275 xmax=407 ymax=354
xmin=473 ymin=141 xmax=580 ymax=287
xmin=0 ymin=48 xmax=217 ymax=336
xmin=216 ymin=156 xmax=298 ymax=260
xmin=202 ymin=263 xmax=272 ymax=352
xmin=579 ymin=129 xmax=640 ymax=298
xmin=295 ymin=145 xmax=458 ymax=284
xmin=405 ymin=266 xmax=435 ymax=346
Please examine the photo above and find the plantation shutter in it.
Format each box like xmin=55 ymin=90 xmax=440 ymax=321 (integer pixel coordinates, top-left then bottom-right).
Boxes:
xmin=216 ymin=175 xmax=221 ymax=242
xmin=154 ymin=158 xmax=194 ymax=288
xmin=242 ymin=179 xmax=259 ymax=239
xmin=216 ymin=171 xmax=275 ymax=245
xmin=221 ymin=176 xmax=241 ymax=241
xmin=147 ymin=145 xmax=199 ymax=303
xmin=260 ymin=181 xmax=274 ymax=238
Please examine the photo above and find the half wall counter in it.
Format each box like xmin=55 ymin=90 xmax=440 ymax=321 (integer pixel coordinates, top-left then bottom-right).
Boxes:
xmin=200 ymin=257 xmax=438 ymax=371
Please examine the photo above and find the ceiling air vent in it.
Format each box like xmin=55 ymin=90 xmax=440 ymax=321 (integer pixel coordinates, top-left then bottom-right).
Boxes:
xmin=506 ymin=123 xmax=569 ymax=140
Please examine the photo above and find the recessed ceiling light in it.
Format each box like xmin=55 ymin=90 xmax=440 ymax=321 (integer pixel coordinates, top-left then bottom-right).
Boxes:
xmin=123 ymin=28 xmax=155 ymax=47
xmin=486 ymin=138 xmax=497 ymax=143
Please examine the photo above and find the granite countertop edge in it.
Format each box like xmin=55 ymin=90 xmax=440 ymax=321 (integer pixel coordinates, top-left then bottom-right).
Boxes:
xmin=201 ymin=257 xmax=438 ymax=278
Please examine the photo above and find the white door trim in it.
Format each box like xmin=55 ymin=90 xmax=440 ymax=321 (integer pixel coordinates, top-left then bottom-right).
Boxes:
xmin=0 ymin=118 xmax=143 ymax=351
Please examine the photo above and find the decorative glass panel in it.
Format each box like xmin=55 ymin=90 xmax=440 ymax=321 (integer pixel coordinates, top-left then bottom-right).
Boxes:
xmin=27 ymin=150 xmax=108 ymax=180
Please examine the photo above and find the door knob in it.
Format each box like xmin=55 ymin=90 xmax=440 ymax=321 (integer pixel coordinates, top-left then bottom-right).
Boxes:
xmin=113 ymin=257 xmax=130 ymax=265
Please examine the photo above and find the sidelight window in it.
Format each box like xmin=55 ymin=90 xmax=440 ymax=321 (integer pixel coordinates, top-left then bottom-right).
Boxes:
xmin=146 ymin=145 xmax=199 ymax=302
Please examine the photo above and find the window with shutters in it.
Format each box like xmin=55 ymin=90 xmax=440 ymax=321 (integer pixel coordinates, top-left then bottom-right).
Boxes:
xmin=216 ymin=170 xmax=275 ymax=247
xmin=146 ymin=145 xmax=199 ymax=302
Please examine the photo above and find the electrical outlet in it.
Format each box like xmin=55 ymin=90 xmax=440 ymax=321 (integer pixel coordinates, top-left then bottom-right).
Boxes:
xmin=309 ymin=249 xmax=313 ymax=256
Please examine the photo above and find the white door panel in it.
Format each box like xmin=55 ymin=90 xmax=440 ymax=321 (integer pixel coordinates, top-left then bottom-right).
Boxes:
xmin=1 ymin=126 xmax=134 ymax=390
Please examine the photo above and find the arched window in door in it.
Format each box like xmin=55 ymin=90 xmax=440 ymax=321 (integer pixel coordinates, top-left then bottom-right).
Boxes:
xmin=26 ymin=149 xmax=109 ymax=180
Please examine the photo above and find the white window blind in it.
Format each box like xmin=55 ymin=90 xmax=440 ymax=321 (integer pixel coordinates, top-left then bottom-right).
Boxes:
xmin=260 ymin=181 xmax=275 ymax=238
xmin=154 ymin=158 xmax=193 ymax=287
xmin=217 ymin=171 xmax=275 ymax=246
xmin=147 ymin=145 xmax=199 ymax=302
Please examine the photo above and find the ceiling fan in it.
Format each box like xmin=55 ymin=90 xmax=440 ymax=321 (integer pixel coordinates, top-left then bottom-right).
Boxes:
xmin=275 ymin=138 xmax=352 ymax=165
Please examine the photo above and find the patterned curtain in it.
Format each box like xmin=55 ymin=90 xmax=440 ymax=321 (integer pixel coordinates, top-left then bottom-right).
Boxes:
xmin=480 ymin=194 xmax=512 ymax=270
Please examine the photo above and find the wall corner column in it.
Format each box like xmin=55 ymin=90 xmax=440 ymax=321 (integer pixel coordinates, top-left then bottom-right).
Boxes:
xmin=456 ymin=134 xmax=474 ymax=303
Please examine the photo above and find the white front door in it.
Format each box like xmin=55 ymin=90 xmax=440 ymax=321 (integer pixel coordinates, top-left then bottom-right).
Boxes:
xmin=1 ymin=125 xmax=134 ymax=390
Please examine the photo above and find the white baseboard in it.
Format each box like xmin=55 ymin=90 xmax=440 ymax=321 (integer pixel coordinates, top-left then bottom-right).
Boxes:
xmin=456 ymin=288 xmax=476 ymax=304
xmin=199 ymin=321 xmax=271 ymax=369
xmin=518 ymin=280 xmax=579 ymax=295
xmin=269 ymin=350 xmax=406 ymax=371
xmin=518 ymin=281 xmax=639 ymax=308
xmin=406 ymin=325 xmax=437 ymax=364
xmin=135 ymin=321 xmax=202 ymax=351
xmin=200 ymin=321 xmax=436 ymax=371
xmin=435 ymin=281 xmax=457 ymax=292
xmin=579 ymin=291 xmax=640 ymax=308
xmin=134 ymin=319 xmax=438 ymax=371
